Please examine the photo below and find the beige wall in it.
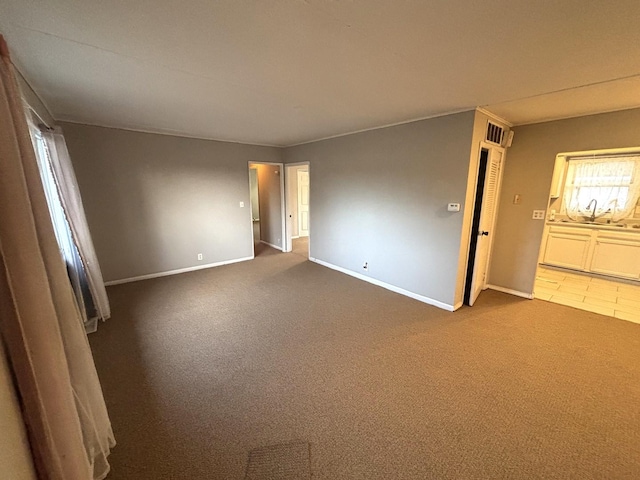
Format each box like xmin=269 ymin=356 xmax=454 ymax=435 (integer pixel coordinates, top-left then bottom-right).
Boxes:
xmin=489 ymin=108 xmax=640 ymax=294
xmin=63 ymin=123 xmax=282 ymax=282
xmin=253 ymin=163 xmax=284 ymax=248
xmin=283 ymin=111 xmax=476 ymax=308
xmin=52 ymin=98 xmax=640 ymax=306
xmin=0 ymin=341 xmax=37 ymax=480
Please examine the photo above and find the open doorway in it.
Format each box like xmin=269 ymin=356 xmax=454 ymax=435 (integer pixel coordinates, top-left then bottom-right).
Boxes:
xmin=464 ymin=145 xmax=505 ymax=306
xmin=285 ymin=163 xmax=310 ymax=259
xmin=248 ymin=162 xmax=286 ymax=257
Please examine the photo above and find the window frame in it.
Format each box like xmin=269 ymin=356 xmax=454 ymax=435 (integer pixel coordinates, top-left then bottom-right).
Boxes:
xmin=557 ymin=147 xmax=640 ymax=220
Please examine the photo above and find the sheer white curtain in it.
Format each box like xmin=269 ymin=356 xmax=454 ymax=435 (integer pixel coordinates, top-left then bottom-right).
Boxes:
xmin=37 ymin=127 xmax=111 ymax=328
xmin=30 ymin=127 xmax=92 ymax=326
xmin=563 ymin=155 xmax=640 ymax=222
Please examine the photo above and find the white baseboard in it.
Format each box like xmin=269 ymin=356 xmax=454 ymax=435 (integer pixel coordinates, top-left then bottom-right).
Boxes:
xmin=260 ymin=240 xmax=283 ymax=251
xmin=486 ymin=284 xmax=534 ymax=299
xmin=309 ymin=257 xmax=455 ymax=311
xmin=105 ymin=256 xmax=254 ymax=286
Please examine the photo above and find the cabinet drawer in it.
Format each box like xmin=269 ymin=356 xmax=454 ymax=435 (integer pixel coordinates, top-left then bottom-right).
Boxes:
xmin=548 ymin=226 xmax=593 ymax=237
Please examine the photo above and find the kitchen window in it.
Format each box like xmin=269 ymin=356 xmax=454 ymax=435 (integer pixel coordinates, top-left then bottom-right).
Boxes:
xmin=563 ymin=154 xmax=640 ymax=222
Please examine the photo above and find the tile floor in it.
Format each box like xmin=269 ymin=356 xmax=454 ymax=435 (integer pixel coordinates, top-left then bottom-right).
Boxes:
xmin=535 ymin=266 xmax=640 ymax=324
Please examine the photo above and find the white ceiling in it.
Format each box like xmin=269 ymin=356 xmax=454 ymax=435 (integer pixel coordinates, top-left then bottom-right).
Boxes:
xmin=1 ymin=1 xmax=639 ymax=146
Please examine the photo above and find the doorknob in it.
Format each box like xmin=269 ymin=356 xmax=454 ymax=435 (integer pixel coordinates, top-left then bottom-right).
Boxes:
xmin=479 ymin=231 xmax=489 ymax=236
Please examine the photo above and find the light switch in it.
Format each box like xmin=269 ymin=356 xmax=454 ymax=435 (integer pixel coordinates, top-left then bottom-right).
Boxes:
xmin=513 ymin=194 xmax=521 ymax=204
xmin=532 ymin=210 xmax=545 ymax=220
xmin=239 ymin=201 xmax=245 ymax=207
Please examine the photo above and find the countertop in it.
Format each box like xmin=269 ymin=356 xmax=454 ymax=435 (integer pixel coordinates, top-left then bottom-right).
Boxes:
xmin=547 ymin=220 xmax=640 ymax=233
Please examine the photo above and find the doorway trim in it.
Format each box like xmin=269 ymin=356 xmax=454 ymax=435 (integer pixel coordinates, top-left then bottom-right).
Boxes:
xmin=284 ymin=162 xmax=310 ymax=253
xmin=248 ymin=161 xmax=286 ymax=256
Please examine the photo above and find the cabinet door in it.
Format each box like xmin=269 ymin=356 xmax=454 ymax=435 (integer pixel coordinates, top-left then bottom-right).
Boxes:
xmin=542 ymin=228 xmax=592 ymax=270
xmin=589 ymin=236 xmax=640 ymax=279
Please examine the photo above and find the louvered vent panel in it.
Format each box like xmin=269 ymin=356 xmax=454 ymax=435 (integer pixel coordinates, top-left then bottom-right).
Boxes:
xmin=486 ymin=122 xmax=504 ymax=145
xmin=484 ymin=157 xmax=501 ymax=222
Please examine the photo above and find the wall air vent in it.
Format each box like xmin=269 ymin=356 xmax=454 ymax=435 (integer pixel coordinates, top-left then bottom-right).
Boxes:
xmin=485 ymin=122 xmax=504 ymax=146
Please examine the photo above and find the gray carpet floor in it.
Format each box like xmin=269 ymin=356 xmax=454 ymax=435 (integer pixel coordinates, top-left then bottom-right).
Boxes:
xmin=90 ymin=247 xmax=640 ymax=479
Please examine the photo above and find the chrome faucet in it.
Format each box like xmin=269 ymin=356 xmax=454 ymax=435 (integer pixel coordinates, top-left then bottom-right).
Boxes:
xmin=586 ymin=199 xmax=598 ymax=222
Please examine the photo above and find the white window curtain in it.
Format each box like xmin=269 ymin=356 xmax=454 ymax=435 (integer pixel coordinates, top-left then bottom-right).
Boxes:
xmin=563 ymin=155 xmax=640 ymax=222
xmin=30 ymin=128 xmax=92 ymax=328
xmin=33 ymin=126 xmax=111 ymax=330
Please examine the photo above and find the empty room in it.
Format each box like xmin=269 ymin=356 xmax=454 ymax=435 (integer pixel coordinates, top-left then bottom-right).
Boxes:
xmin=1 ymin=2 xmax=640 ymax=479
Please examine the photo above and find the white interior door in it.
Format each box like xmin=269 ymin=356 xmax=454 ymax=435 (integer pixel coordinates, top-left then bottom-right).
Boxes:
xmin=284 ymin=165 xmax=296 ymax=252
xmin=297 ymin=170 xmax=310 ymax=237
xmin=469 ymin=149 xmax=503 ymax=306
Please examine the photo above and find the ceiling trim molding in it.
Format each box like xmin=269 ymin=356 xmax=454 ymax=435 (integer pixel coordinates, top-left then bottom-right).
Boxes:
xmin=507 ymin=105 xmax=640 ymax=128
xmin=286 ymin=107 xmax=476 ymax=148
xmin=56 ymin=118 xmax=283 ymax=148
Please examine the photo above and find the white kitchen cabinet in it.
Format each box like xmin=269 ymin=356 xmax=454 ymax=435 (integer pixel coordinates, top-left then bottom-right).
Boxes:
xmin=589 ymin=232 xmax=640 ymax=280
xmin=541 ymin=224 xmax=640 ymax=281
xmin=542 ymin=226 xmax=592 ymax=270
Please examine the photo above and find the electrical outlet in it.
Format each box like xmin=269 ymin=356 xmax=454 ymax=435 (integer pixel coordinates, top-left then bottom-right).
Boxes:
xmin=532 ymin=210 xmax=545 ymax=220
xmin=239 ymin=201 xmax=244 ymax=207
xmin=363 ymin=262 xmax=368 ymax=270
xmin=197 ymin=253 xmax=203 ymax=261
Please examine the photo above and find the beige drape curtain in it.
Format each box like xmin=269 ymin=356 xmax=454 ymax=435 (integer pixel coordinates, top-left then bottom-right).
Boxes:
xmin=0 ymin=35 xmax=115 ymax=480
xmin=42 ymin=128 xmax=111 ymax=322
